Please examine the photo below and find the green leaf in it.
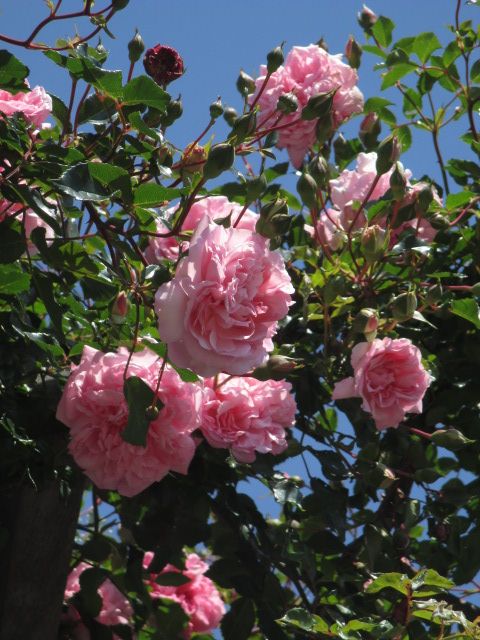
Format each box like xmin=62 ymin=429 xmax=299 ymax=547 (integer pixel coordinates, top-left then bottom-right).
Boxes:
xmin=450 ymin=298 xmax=480 ymax=329
xmin=123 ymin=76 xmax=169 ymax=111
xmin=381 ymin=63 xmax=416 ymax=89
xmin=53 ymin=163 xmax=110 ymax=201
xmin=413 ymin=32 xmax=442 ymax=63
xmin=128 ymin=111 xmax=162 ymax=140
xmin=121 ymin=376 xmax=163 ymax=447
xmin=470 ymin=58 xmax=480 ymax=83
xmin=221 ymin=598 xmax=256 ymax=640
xmin=0 ymin=50 xmax=29 ymax=89
xmin=395 ymin=124 xmax=412 ymax=152
xmin=0 ymin=223 xmax=26 ymax=263
xmin=32 ymin=270 xmax=65 ymax=340
xmin=133 ymin=183 xmax=185 ymax=208
xmin=366 ymin=572 xmax=410 ymax=595
xmin=0 ymin=264 xmax=30 ymax=294
xmin=372 ymin=16 xmax=395 ymax=47
xmin=278 ymin=608 xmax=315 ymax=632
xmin=155 ymin=572 xmax=191 ymax=586
xmin=411 ymin=568 xmax=454 ymax=593
xmin=173 ymin=367 xmax=199 ymax=382
xmin=88 ymin=162 xmax=132 ymax=203
xmin=445 ymin=190 xmax=476 ymax=211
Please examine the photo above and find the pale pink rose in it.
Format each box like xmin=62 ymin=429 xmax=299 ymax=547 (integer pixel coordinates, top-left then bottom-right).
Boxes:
xmin=145 ymin=196 xmax=258 ymax=263
xmin=154 ymin=221 xmax=294 ymax=377
xmin=390 ymin=217 xmax=437 ymax=246
xmin=250 ymin=44 xmax=364 ymax=167
xmin=64 ymin=562 xmax=133 ymax=638
xmin=315 ymin=208 xmax=345 ymax=250
xmin=0 ymin=200 xmax=54 ymax=255
xmin=201 ymin=375 xmax=296 ymax=462
xmin=332 ymin=338 xmax=431 ymax=430
xmin=144 ymin=552 xmax=225 ymax=638
xmin=0 ymin=86 xmax=52 ymax=127
xmin=56 ymin=346 xmax=202 ymax=497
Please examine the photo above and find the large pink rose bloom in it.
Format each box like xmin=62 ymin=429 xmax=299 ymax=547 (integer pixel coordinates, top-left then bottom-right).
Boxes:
xmin=0 ymin=86 xmax=52 ymax=127
xmin=201 ymin=375 xmax=296 ymax=462
xmin=64 ymin=562 xmax=133 ymax=639
xmin=144 ymin=552 xmax=225 ymax=638
xmin=145 ymin=196 xmax=258 ymax=263
xmin=154 ymin=221 xmax=294 ymax=376
xmin=0 ymin=199 xmax=54 ymax=255
xmin=250 ymin=44 xmax=364 ymax=167
xmin=56 ymin=346 xmax=202 ymax=497
xmin=332 ymin=338 xmax=431 ymax=430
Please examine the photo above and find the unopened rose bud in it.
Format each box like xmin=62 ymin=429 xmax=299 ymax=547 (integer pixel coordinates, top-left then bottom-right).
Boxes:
xmin=472 ymin=282 xmax=480 ymax=296
xmin=359 ymin=112 xmax=381 ymax=148
xmin=345 ymin=36 xmax=362 ymax=69
xmin=236 ymin=69 xmax=256 ymax=96
xmin=425 ymin=283 xmax=443 ymax=306
xmin=143 ymin=44 xmax=184 ymax=87
xmin=431 ymin=428 xmax=472 ymax=451
xmin=229 ymin=111 xmax=257 ymax=142
xmin=361 ymin=225 xmax=388 ymax=263
xmin=223 ymin=107 xmax=238 ymax=127
xmin=353 ymin=308 xmax=378 ymax=340
xmin=296 ymin=172 xmax=318 ymax=209
xmin=376 ymin=135 xmax=401 ymax=175
xmin=416 ymin=185 xmax=434 ymax=213
xmin=203 ymin=143 xmax=235 ymax=180
xmin=181 ymin=143 xmax=206 ymax=181
xmin=162 ymin=97 xmax=183 ymax=127
xmin=277 ymin=92 xmax=299 ymax=115
xmin=301 ymin=90 xmax=335 ymax=121
xmin=157 ymin=146 xmax=174 ymax=167
xmin=209 ymin=97 xmax=224 ymax=120
xmin=111 ymin=291 xmax=129 ymax=324
xmin=391 ymin=291 xmax=417 ymax=322
xmin=315 ymin=113 xmax=334 ymax=144
xmin=128 ymin=30 xmax=145 ymax=63
xmin=308 ymin=155 xmax=329 ymax=188
xmin=260 ymin=198 xmax=289 ymax=219
xmin=112 ymin=0 xmax=129 ymax=10
xmin=390 ymin=162 xmax=408 ymax=201
xmin=245 ymin=174 xmax=267 ymax=202
xmin=253 ymin=354 xmax=298 ymax=380
xmin=334 ymin=133 xmax=351 ymax=163
xmin=266 ymin=45 xmax=284 ymax=74
xmin=256 ymin=198 xmax=290 ymax=239
xmin=429 ymin=212 xmax=449 ymax=230
xmin=96 ymin=41 xmax=108 ymax=63
xmin=358 ymin=4 xmax=378 ymax=35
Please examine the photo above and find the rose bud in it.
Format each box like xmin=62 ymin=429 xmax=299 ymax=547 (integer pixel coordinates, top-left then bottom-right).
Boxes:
xmin=359 ymin=112 xmax=381 ymax=148
xmin=308 ymin=155 xmax=329 ymax=188
xmin=162 ymin=97 xmax=183 ymax=127
xmin=112 ymin=0 xmax=130 ymax=10
xmin=376 ymin=135 xmax=401 ymax=175
xmin=203 ymin=143 xmax=235 ymax=180
xmin=223 ymin=106 xmax=238 ymax=127
xmin=143 ymin=44 xmax=184 ymax=87
xmin=315 ymin=113 xmax=334 ymax=144
xmin=266 ymin=44 xmax=284 ymax=73
xmin=209 ymin=97 xmax=224 ymax=120
xmin=415 ymin=185 xmax=434 ymax=214
xmin=111 ymin=291 xmax=129 ymax=324
xmin=253 ymin=354 xmax=298 ymax=381
xmin=229 ymin=111 xmax=257 ymax=143
xmin=245 ymin=174 xmax=267 ymax=202
xmin=236 ymin=69 xmax=256 ymax=97
xmin=390 ymin=162 xmax=408 ymax=201
xmin=358 ymin=4 xmax=378 ymax=35
xmin=353 ymin=308 xmax=378 ymax=341
xmin=425 ymin=283 xmax=443 ymax=306
xmin=181 ymin=143 xmax=206 ymax=182
xmin=296 ymin=172 xmax=318 ymax=209
xmin=429 ymin=212 xmax=449 ymax=230
xmin=277 ymin=92 xmax=299 ymax=115
xmin=390 ymin=291 xmax=417 ymax=322
xmin=345 ymin=36 xmax=362 ymax=69
xmin=361 ymin=225 xmax=389 ymax=263
xmin=301 ymin=90 xmax=335 ymax=121
xmin=128 ymin=30 xmax=145 ymax=63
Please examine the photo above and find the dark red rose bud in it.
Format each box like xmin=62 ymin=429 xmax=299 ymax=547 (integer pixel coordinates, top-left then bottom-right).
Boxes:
xmin=143 ymin=44 xmax=184 ymax=87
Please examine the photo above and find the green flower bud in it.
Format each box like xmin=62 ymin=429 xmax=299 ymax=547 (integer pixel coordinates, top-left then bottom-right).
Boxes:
xmin=260 ymin=198 xmax=289 ymax=219
xmin=361 ymin=225 xmax=389 ymax=263
xmin=359 ymin=112 xmax=381 ymax=148
xmin=345 ymin=35 xmax=362 ymax=69
xmin=277 ymin=92 xmax=299 ymax=115
xmin=391 ymin=291 xmax=417 ymax=322
xmin=315 ymin=113 xmax=334 ymax=144
xmin=301 ymin=90 xmax=335 ymax=121
xmin=308 ymin=155 xmax=329 ymax=187
xmin=390 ymin=162 xmax=408 ymax=201
xmin=112 ymin=0 xmax=130 ymax=10
xmin=334 ymin=133 xmax=351 ymax=164
xmin=128 ymin=30 xmax=145 ymax=63
xmin=245 ymin=174 xmax=267 ymax=202
xmin=236 ymin=69 xmax=256 ymax=96
xmin=376 ymin=135 xmax=401 ymax=175
xmin=425 ymin=283 xmax=443 ymax=306
xmin=161 ymin=97 xmax=183 ymax=127
xmin=264 ymin=130 xmax=279 ymax=148
xmin=429 ymin=212 xmax=449 ymax=230
xmin=223 ymin=107 xmax=238 ymax=127
xmin=95 ymin=41 xmax=108 ymax=63
xmin=352 ymin=308 xmax=378 ymax=340
xmin=296 ymin=172 xmax=318 ymax=209
xmin=431 ymin=428 xmax=473 ymax=451
xmin=203 ymin=143 xmax=235 ymax=180
xmin=266 ymin=45 xmax=284 ymax=74
xmin=209 ymin=97 xmax=224 ymax=120
xmin=256 ymin=198 xmax=290 ymax=239
xmin=317 ymin=37 xmax=329 ymax=52
xmin=416 ymin=185 xmax=434 ymax=213
xmin=253 ymin=354 xmax=298 ymax=381
xmin=229 ymin=111 xmax=257 ymax=142
xmin=145 ymin=405 xmax=160 ymax=421
xmin=472 ymin=282 xmax=480 ymax=296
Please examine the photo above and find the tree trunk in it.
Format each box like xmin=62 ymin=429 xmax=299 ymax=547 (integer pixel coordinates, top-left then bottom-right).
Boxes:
xmin=0 ymin=470 xmax=84 ymax=640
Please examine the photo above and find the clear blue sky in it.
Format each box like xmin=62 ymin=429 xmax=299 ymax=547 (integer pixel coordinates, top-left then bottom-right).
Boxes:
xmin=0 ymin=0 xmax=477 ymax=184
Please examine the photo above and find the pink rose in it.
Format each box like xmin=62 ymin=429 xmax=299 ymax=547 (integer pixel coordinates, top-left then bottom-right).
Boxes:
xmin=64 ymin=562 xmax=133 ymax=638
xmin=144 ymin=552 xmax=225 ymax=638
xmin=145 ymin=195 xmax=258 ymax=263
xmin=56 ymin=346 xmax=202 ymax=497
xmin=201 ymin=375 xmax=296 ymax=462
xmin=250 ymin=44 xmax=364 ymax=167
xmin=0 ymin=200 xmax=54 ymax=255
xmin=154 ymin=221 xmax=294 ymax=376
xmin=0 ymin=86 xmax=52 ymax=127
xmin=332 ymin=338 xmax=431 ymax=430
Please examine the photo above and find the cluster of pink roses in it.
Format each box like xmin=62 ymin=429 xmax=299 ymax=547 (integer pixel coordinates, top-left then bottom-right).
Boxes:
xmin=56 ymin=345 xmax=296 ymax=497
xmin=0 ymin=85 xmax=51 ymax=128
xmin=143 ymin=552 xmax=225 ymax=637
xmin=315 ymin=152 xmax=440 ymax=251
xmin=250 ymin=44 xmax=364 ymax=167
